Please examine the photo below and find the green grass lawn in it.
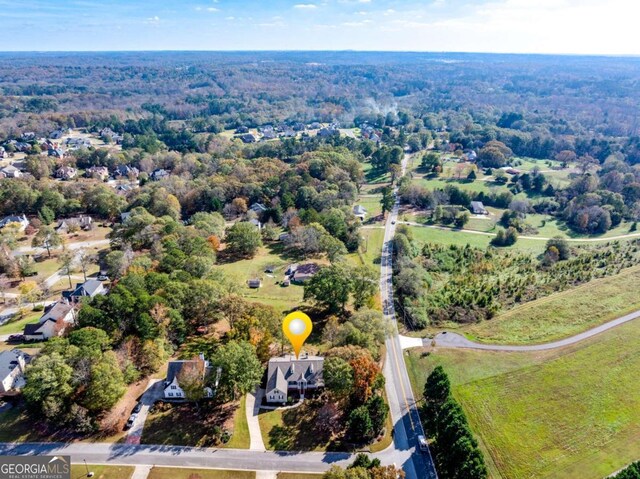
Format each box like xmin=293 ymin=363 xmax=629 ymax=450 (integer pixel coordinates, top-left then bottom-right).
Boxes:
xmin=215 ymin=243 xmax=306 ymax=313
xmin=347 ymin=228 xmax=385 ymax=269
xmin=464 ymin=265 xmax=640 ymax=344
xmin=71 ymin=464 xmax=134 ymax=479
xmin=224 ymin=395 xmax=250 ymax=449
xmin=356 ymin=195 xmax=383 ymax=220
xmin=0 ymin=311 xmax=41 ymax=335
xmin=407 ymin=315 xmax=640 ymax=479
xmin=148 ymin=467 xmax=254 ymax=479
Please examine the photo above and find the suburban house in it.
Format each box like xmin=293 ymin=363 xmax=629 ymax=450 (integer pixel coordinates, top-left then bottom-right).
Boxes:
xmin=0 ymin=164 xmax=23 ymax=178
xmin=163 ymin=354 xmax=214 ymax=400
xmin=55 ymin=166 xmax=78 ymax=180
xmin=235 ymin=126 xmax=249 ymax=134
xmin=289 ymin=263 xmax=320 ymax=283
xmin=0 ymin=349 xmax=29 ymax=395
xmin=50 ymin=129 xmax=69 ymax=139
xmin=23 ymin=301 xmax=77 ymax=341
xmin=114 ymin=165 xmax=140 ymax=179
xmin=86 ymin=166 xmax=109 ymax=181
xmin=239 ymin=133 xmax=256 ymax=143
xmin=48 ymin=148 xmax=66 ymax=158
xmin=317 ymin=126 xmax=339 ymax=138
xmin=250 ymin=202 xmax=268 ymax=215
xmin=56 ymin=216 xmax=93 ymax=233
xmin=353 ymin=205 xmax=367 ymax=220
xmin=150 ymin=168 xmax=170 ymax=181
xmin=265 ymin=354 xmax=324 ymax=404
xmin=470 ymin=201 xmax=488 ymax=215
xmin=65 ymin=137 xmax=92 ymax=149
xmin=62 ymin=279 xmax=107 ymax=303
xmin=0 ymin=214 xmax=29 ymax=231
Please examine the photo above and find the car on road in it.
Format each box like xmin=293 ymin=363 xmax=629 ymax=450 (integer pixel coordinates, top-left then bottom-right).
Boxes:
xmin=418 ymin=435 xmax=429 ymax=452
xmin=124 ymin=413 xmax=137 ymax=430
xmin=132 ymin=402 xmax=142 ymax=414
xmin=391 ymin=220 xmax=396 ymax=224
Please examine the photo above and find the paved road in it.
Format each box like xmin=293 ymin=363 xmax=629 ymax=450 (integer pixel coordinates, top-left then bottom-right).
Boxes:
xmin=0 ymin=442 xmax=357 ymax=473
xmin=433 ymin=308 xmax=640 ymax=352
xmin=398 ymin=221 xmax=640 ymax=243
xmin=380 ymin=154 xmax=438 ymax=479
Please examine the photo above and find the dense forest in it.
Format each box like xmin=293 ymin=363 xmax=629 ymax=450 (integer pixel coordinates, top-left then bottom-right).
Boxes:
xmin=2 ymin=51 xmax=640 ymax=164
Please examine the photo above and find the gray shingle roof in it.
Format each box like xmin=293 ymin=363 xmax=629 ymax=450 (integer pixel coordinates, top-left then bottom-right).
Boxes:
xmin=266 ymin=355 xmax=324 ymax=392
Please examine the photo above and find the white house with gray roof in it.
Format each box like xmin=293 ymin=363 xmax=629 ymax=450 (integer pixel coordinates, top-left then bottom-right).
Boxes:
xmin=266 ymin=354 xmax=324 ymax=404
xmin=0 ymin=349 xmax=29 ymax=395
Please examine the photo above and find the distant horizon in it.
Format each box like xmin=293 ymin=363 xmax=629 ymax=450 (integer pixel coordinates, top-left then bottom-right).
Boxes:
xmin=2 ymin=1 xmax=638 ymax=55
xmin=0 ymin=49 xmax=639 ymax=59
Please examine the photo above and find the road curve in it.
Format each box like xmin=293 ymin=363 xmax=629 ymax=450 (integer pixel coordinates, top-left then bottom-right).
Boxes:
xmin=432 ymin=309 xmax=640 ymax=352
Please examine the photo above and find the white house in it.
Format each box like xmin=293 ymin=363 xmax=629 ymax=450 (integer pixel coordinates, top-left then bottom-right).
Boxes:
xmin=353 ymin=205 xmax=367 ymax=220
xmin=0 ymin=165 xmax=23 ymax=178
xmin=265 ymin=354 xmax=324 ymax=404
xmin=0 ymin=349 xmax=29 ymax=395
xmin=163 ymin=354 xmax=214 ymax=400
xmin=62 ymin=279 xmax=106 ymax=303
xmin=0 ymin=214 xmax=29 ymax=232
xmin=23 ymin=301 xmax=77 ymax=341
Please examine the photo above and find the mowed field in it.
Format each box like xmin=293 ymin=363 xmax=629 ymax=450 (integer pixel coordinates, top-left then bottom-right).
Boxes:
xmin=406 ymin=317 xmax=640 ymax=479
xmin=464 ymin=265 xmax=640 ymax=344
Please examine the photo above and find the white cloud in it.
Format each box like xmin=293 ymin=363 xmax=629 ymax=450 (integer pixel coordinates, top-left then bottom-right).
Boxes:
xmin=293 ymin=3 xmax=317 ymax=9
xmin=206 ymin=7 xmax=219 ymax=11
xmin=145 ymin=15 xmax=160 ymax=24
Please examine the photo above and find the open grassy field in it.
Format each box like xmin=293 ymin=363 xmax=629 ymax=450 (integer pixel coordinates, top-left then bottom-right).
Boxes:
xmin=464 ymin=265 xmax=640 ymax=344
xmin=215 ymin=243 xmax=307 ymax=313
xmin=407 ymin=316 xmax=640 ymax=479
xmin=347 ymin=227 xmax=385 ymax=269
xmin=148 ymin=467 xmax=254 ymax=479
xmin=404 ymin=225 xmax=548 ymax=255
xmin=71 ymin=465 xmax=134 ymax=479
xmin=355 ymin=195 xmax=383 ymax=221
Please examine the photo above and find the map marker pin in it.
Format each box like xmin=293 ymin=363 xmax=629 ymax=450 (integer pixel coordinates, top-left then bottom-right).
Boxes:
xmin=282 ymin=311 xmax=313 ymax=359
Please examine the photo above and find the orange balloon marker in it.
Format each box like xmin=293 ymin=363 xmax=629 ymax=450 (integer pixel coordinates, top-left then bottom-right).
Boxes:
xmin=282 ymin=311 xmax=313 ymax=359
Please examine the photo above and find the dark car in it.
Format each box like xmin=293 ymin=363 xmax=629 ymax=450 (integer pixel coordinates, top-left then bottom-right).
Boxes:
xmin=124 ymin=413 xmax=137 ymax=430
xmin=132 ymin=402 xmax=142 ymax=414
xmin=7 ymin=334 xmax=25 ymax=343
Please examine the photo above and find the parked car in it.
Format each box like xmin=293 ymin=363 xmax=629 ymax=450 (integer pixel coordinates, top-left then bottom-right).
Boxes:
xmin=7 ymin=334 xmax=24 ymax=343
xmin=132 ymin=402 xmax=142 ymax=414
xmin=418 ymin=435 xmax=429 ymax=452
xmin=97 ymin=274 xmax=110 ymax=281
xmin=124 ymin=413 xmax=137 ymax=430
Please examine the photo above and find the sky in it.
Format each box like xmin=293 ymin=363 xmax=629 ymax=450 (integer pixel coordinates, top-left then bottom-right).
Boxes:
xmin=0 ymin=0 xmax=638 ymax=55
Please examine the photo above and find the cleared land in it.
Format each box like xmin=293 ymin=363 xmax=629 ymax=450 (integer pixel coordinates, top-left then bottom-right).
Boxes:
xmin=214 ymin=243 xmax=306 ymax=313
xmin=407 ymin=317 xmax=640 ymax=479
xmin=464 ymin=265 xmax=640 ymax=344
xmin=141 ymin=400 xmax=248 ymax=448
